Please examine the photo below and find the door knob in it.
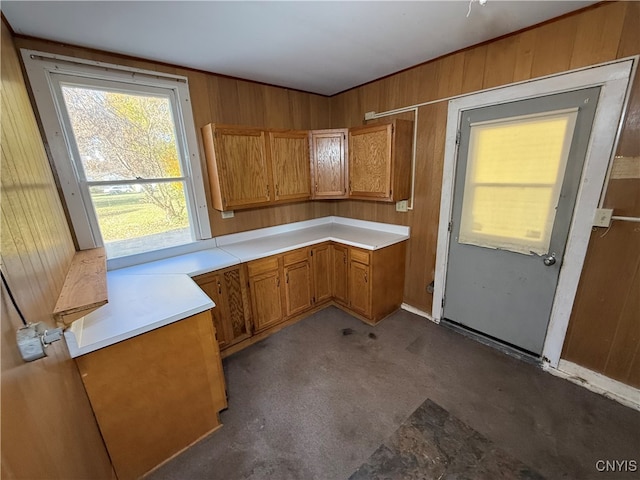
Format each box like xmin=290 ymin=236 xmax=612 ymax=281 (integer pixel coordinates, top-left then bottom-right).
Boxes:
xmin=543 ymin=253 xmax=556 ymax=266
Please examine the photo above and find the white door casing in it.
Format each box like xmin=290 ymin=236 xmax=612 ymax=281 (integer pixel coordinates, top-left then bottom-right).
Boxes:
xmin=433 ymin=58 xmax=637 ymax=367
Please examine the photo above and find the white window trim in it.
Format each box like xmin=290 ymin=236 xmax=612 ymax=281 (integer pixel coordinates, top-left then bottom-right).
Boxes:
xmin=433 ymin=57 xmax=637 ymax=368
xmin=21 ymin=49 xmax=211 ymax=255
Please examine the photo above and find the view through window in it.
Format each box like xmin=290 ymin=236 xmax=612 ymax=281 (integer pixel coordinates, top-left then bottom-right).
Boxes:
xmin=59 ymin=83 xmax=194 ymax=258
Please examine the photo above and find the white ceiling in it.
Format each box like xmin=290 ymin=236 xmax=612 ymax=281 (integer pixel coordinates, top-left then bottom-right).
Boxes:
xmin=3 ymin=1 xmax=596 ymax=96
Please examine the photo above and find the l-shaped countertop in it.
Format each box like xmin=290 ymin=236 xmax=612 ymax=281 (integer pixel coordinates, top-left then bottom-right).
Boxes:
xmin=64 ymin=216 xmax=410 ymax=358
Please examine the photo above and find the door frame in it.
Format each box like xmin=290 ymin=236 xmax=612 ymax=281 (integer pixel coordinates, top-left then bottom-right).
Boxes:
xmin=433 ymin=57 xmax=637 ymax=368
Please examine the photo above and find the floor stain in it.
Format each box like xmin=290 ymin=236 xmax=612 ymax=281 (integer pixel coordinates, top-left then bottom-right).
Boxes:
xmin=342 ymin=328 xmax=356 ymax=336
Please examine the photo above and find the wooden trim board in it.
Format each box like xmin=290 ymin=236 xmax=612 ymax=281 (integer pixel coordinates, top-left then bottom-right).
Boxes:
xmin=53 ymin=247 xmax=107 ymax=327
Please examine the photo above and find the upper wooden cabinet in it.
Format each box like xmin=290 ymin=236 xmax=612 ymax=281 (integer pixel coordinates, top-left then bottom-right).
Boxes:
xmin=201 ymin=124 xmax=311 ymax=211
xmin=267 ymin=130 xmax=311 ymax=202
xmin=348 ymin=119 xmax=413 ymax=202
xmin=310 ymin=129 xmax=348 ymax=199
xmin=202 ymin=124 xmax=270 ymax=210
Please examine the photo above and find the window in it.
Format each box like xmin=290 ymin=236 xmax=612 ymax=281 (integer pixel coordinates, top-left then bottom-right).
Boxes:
xmin=22 ymin=51 xmax=210 ymax=260
xmin=458 ymin=109 xmax=578 ymax=255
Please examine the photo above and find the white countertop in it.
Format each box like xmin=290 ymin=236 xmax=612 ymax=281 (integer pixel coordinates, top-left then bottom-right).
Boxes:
xmin=65 ymin=216 xmax=409 ymax=358
xmin=64 ymin=274 xmax=214 ymax=358
xmin=109 ymin=247 xmax=240 ymax=277
xmin=215 ymin=217 xmax=409 ymax=263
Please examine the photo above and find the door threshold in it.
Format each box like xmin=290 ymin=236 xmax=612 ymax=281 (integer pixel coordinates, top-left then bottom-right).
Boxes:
xmin=440 ymin=319 xmax=541 ymax=366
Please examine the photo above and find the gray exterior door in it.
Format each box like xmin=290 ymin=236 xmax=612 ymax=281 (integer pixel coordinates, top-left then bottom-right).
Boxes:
xmin=444 ymin=87 xmax=600 ymax=355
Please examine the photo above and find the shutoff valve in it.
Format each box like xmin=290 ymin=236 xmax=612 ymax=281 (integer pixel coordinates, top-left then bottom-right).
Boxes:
xmin=16 ymin=322 xmax=63 ymax=362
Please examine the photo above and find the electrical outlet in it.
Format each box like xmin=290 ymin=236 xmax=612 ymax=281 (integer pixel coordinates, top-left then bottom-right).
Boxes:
xmin=396 ymin=200 xmax=408 ymax=212
xmin=221 ymin=210 xmax=234 ymax=219
xmin=593 ymin=208 xmax=613 ymax=228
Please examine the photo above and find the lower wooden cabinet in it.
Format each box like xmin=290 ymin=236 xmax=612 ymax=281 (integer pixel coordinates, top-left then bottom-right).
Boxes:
xmin=194 ymin=265 xmax=252 ymax=350
xmin=283 ymin=249 xmax=313 ymax=317
xmin=311 ymin=243 xmax=333 ymax=304
xmin=75 ymin=311 xmax=226 ymax=480
xmin=348 ymin=254 xmax=371 ymax=317
xmin=247 ymin=256 xmax=285 ymax=332
xmin=343 ymin=242 xmax=406 ymax=324
xmin=196 ymin=241 xmax=407 ymax=355
xmin=331 ymin=243 xmax=349 ymax=305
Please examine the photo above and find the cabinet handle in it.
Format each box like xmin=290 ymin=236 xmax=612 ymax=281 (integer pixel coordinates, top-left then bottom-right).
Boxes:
xmin=266 ymin=185 xmax=270 ymax=198
xmin=343 ymin=253 xmax=347 ymax=264
xmin=315 ymin=182 xmax=318 ymax=192
xmin=217 ymin=281 xmax=222 ymax=295
xmin=277 ymin=276 xmax=280 ymax=287
xmin=364 ymin=272 xmax=368 ymax=283
xmin=276 ymin=184 xmax=280 ymax=197
xmin=286 ymin=273 xmax=289 ymax=283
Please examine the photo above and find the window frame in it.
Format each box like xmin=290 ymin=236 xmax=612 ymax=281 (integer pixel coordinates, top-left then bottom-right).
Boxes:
xmin=21 ymin=49 xmax=211 ymax=258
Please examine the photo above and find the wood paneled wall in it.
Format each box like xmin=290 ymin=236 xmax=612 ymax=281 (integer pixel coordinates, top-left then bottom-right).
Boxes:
xmin=13 ymin=37 xmax=335 ymax=238
xmin=1 ymin=23 xmax=114 ymax=479
xmin=9 ymin=3 xmax=639 ymax=389
xmin=329 ymin=2 xmax=640 ymax=387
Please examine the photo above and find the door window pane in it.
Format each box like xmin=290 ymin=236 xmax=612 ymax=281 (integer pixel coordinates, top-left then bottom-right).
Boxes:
xmin=459 ymin=109 xmax=578 ymax=255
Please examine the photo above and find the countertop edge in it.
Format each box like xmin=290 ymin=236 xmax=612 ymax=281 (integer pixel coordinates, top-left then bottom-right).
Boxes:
xmin=65 ymin=300 xmax=214 ymax=358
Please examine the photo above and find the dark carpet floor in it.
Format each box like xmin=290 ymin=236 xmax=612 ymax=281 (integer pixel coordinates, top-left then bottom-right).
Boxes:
xmin=147 ymin=307 xmax=640 ymax=480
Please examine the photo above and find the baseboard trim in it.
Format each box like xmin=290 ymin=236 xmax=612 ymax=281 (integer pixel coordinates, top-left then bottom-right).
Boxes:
xmin=401 ymin=303 xmax=438 ymax=324
xmin=544 ymin=360 xmax=640 ymax=411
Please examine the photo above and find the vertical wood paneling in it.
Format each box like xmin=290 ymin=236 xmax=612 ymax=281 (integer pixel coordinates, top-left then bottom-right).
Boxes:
xmin=461 ymin=45 xmax=487 ymax=94
xmin=1 ymin=22 xmax=114 ymax=479
xmin=482 ymin=35 xmax=518 ymax=89
xmin=330 ymin=2 xmax=639 ymax=386
xmin=569 ymin=1 xmax=627 ymax=69
xmin=529 ymin=15 xmax=578 ymax=78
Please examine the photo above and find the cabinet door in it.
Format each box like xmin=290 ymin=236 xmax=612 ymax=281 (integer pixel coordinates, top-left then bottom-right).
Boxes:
xmin=349 ymin=260 xmax=371 ymax=317
xmin=284 ymin=260 xmax=313 ymax=317
xmin=213 ymin=126 xmax=271 ymax=209
xmin=349 ymin=123 xmax=392 ymax=199
xmin=221 ymin=267 xmax=252 ymax=346
xmin=195 ymin=273 xmax=230 ymax=349
xmin=332 ymin=244 xmax=348 ymax=305
xmin=249 ymin=269 xmax=284 ymax=332
xmin=311 ymin=244 xmax=332 ymax=304
xmin=310 ymin=129 xmax=348 ymax=198
xmin=268 ymin=130 xmax=311 ymax=202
